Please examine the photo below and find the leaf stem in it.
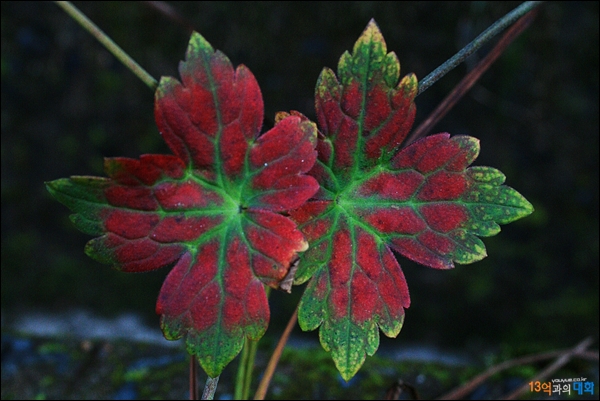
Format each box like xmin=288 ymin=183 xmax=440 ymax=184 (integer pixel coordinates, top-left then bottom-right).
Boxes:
xmin=254 ymin=307 xmax=298 ymax=400
xmin=54 ymin=1 xmax=158 ymax=91
xmin=417 ymin=1 xmax=543 ymax=96
xmin=243 ymin=338 xmax=259 ymax=399
xmin=201 ymin=376 xmax=220 ymax=400
xmin=234 ymin=338 xmax=250 ymax=400
xmin=234 ymin=285 xmax=271 ymax=399
xmin=190 ymin=356 xmax=198 ymax=400
xmin=405 ymin=7 xmax=537 ymax=146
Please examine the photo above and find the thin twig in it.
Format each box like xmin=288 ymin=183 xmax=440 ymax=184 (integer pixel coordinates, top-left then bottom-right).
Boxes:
xmin=405 ymin=8 xmax=538 ymax=146
xmin=143 ymin=1 xmax=196 ymax=34
xmin=254 ymin=307 xmax=299 ymax=400
xmin=54 ymin=1 xmax=158 ymax=90
xmin=502 ymin=337 xmax=595 ymax=400
xmin=437 ymin=339 xmax=598 ymax=400
xmin=417 ymin=1 xmax=543 ymax=97
xmin=201 ymin=376 xmax=220 ymax=400
xmin=189 ymin=356 xmax=198 ymax=400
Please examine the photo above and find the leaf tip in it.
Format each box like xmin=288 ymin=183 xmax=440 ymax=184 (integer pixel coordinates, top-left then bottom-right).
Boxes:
xmin=399 ymin=72 xmax=419 ymax=99
xmin=187 ymin=31 xmax=214 ymax=59
xmin=355 ymin=18 xmax=385 ymax=52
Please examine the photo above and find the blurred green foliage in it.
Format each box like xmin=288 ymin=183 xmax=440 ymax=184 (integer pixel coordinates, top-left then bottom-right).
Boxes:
xmin=1 ymin=2 xmax=598 ymax=351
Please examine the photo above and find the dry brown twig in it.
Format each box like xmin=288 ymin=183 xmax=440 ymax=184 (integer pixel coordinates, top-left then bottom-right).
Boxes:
xmin=437 ymin=337 xmax=598 ymax=400
xmin=405 ymin=8 xmax=538 ymax=146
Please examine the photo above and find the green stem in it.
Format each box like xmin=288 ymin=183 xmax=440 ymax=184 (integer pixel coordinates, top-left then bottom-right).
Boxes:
xmin=405 ymin=7 xmax=537 ymax=146
xmin=234 ymin=338 xmax=250 ymax=400
xmin=254 ymin=307 xmax=298 ymax=400
xmin=234 ymin=286 xmax=271 ymax=399
xmin=201 ymin=376 xmax=220 ymax=400
xmin=417 ymin=1 xmax=543 ymax=96
xmin=242 ymin=337 xmax=260 ymax=400
xmin=54 ymin=1 xmax=158 ymax=91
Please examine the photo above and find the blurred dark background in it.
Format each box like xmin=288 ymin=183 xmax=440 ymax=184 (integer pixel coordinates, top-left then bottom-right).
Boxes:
xmin=2 ymin=1 xmax=598 ymax=356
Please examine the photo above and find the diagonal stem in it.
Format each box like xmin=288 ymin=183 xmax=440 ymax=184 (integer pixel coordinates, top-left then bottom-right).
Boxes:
xmin=437 ymin=339 xmax=598 ymax=400
xmin=254 ymin=306 xmax=299 ymax=400
xmin=416 ymin=1 xmax=543 ymax=97
xmin=405 ymin=7 xmax=538 ymax=146
xmin=55 ymin=1 xmax=158 ymax=90
xmin=502 ymin=337 xmax=595 ymax=400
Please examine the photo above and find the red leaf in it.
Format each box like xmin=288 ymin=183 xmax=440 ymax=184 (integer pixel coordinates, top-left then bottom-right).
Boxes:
xmin=46 ymin=31 xmax=318 ymax=377
xmin=290 ymin=20 xmax=533 ymax=380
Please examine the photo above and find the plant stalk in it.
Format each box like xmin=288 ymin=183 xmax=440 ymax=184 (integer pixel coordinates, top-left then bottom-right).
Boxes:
xmin=54 ymin=1 xmax=158 ymax=90
xmin=190 ymin=356 xmax=198 ymax=400
xmin=417 ymin=1 xmax=543 ymax=96
xmin=243 ymin=338 xmax=260 ymax=399
xmin=234 ymin=337 xmax=251 ymax=400
xmin=234 ymin=286 xmax=271 ymax=399
xmin=405 ymin=7 xmax=537 ymax=146
xmin=201 ymin=376 xmax=220 ymax=400
xmin=254 ymin=307 xmax=298 ymax=400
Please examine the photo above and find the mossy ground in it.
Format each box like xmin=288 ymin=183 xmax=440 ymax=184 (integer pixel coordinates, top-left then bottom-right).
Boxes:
xmin=2 ymin=331 xmax=597 ymax=400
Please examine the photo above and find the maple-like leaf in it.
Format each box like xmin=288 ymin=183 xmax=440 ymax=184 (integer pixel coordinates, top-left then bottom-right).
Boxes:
xmin=46 ymin=32 xmax=319 ymax=377
xmin=288 ymin=20 xmax=534 ymax=381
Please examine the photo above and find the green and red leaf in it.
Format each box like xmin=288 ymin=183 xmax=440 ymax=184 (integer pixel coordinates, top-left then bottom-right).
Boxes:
xmin=289 ymin=20 xmax=534 ymax=380
xmin=46 ymin=32 xmax=319 ymax=377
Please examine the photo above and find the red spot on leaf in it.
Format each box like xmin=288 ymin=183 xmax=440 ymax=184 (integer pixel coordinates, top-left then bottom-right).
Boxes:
xmin=157 ymin=243 xmax=219 ymax=317
xmin=301 ymin=216 xmax=333 ymax=243
xmin=154 ymin=181 xmax=223 ymax=210
xmin=357 ymin=170 xmax=423 ymax=200
xmin=390 ymin=237 xmax=453 ymax=269
xmin=191 ymin=282 xmax=222 ymax=332
xmin=224 ymin=237 xmax=254 ymax=295
xmin=105 ymin=155 xmax=186 ymax=185
xmin=363 ymin=100 xmax=416 ymax=161
xmin=245 ymin=210 xmax=308 ymax=267
xmin=223 ymin=296 xmax=245 ymax=330
xmin=105 ymin=186 xmax=158 ymax=211
xmin=244 ymin=281 xmax=269 ymax=324
xmin=155 ymin=81 xmax=216 ymax=169
xmin=418 ymin=171 xmax=467 ymax=201
xmin=316 ymin=137 xmax=333 ymax=165
xmin=235 ymin=66 xmax=263 ymax=140
xmin=152 ymin=215 xmax=223 ymax=242
xmin=290 ymin=201 xmax=332 ymax=225
xmin=146 ymin=155 xmax=187 ymax=180
xmin=332 ymin=117 xmax=359 ymax=173
xmin=330 ymin=286 xmax=349 ymax=320
xmin=341 ymin=81 xmax=362 ymax=119
xmin=220 ymin=121 xmax=247 ymax=177
xmin=361 ymin=207 xmax=426 ymax=234
xmin=329 ymin=230 xmax=353 ymax=287
xmin=105 ymin=210 xmax=159 ymax=239
xmin=379 ymin=250 xmax=410 ymax=310
xmin=96 ymin=234 xmax=184 ymax=272
xmin=420 ymin=203 xmax=468 ymax=232
xmin=418 ymin=230 xmax=455 ymax=254
xmin=415 ymin=138 xmax=461 ymax=173
xmin=391 ymin=133 xmax=450 ymax=169
xmin=351 ymin=271 xmax=379 ymax=323
xmin=364 ymin=86 xmax=390 ymax=132
xmin=355 ymin=230 xmax=383 ymax=281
